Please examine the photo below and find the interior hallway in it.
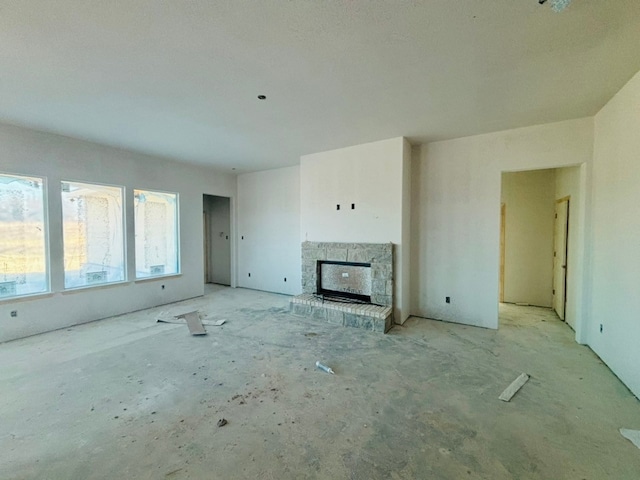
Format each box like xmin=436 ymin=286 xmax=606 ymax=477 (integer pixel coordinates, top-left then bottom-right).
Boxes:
xmin=1 ymin=290 xmax=638 ymax=479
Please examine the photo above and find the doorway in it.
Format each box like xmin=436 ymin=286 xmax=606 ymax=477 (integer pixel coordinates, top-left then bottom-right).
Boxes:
xmin=553 ymin=197 xmax=570 ymax=320
xmin=203 ymin=194 xmax=231 ymax=286
xmin=500 ymin=169 xmax=556 ymax=309
xmin=499 ymin=166 xmax=582 ymax=330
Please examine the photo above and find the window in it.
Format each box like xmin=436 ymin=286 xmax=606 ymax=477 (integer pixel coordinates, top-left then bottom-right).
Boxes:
xmin=61 ymin=181 xmax=125 ymax=288
xmin=0 ymin=173 xmax=48 ymax=298
xmin=134 ymin=190 xmax=179 ymax=278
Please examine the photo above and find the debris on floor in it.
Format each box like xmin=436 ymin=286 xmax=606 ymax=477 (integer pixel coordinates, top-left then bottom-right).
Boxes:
xmin=620 ymin=429 xmax=640 ymax=449
xmin=156 ymin=310 xmax=227 ymax=334
xmin=315 ymin=361 xmax=335 ymax=375
xmin=217 ymin=418 xmax=228 ymax=427
xmin=183 ymin=311 xmax=207 ymax=335
xmin=499 ymin=373 xmax=530 ymax=402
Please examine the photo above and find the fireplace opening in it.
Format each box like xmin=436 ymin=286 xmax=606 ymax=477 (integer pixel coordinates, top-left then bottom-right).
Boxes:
xmin=316 ymin=260 xmax=372 ymax=303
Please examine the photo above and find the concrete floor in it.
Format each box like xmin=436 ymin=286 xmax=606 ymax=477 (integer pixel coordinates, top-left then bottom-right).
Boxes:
xmin=1 ymin=287 xmax=639 ymax=479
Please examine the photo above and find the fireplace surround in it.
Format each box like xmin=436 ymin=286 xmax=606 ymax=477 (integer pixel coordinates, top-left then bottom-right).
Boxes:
xmin=290 ymin=241 xmax=394 ymax=333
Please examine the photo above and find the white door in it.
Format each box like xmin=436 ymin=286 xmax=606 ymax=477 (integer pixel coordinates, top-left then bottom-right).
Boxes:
xmin=553 ymin=198 xmax=569 ymax=320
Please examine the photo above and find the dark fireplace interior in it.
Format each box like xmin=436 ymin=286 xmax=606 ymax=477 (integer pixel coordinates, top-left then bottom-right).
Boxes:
xmin=316 ymin=260 xmax=372 ymax=303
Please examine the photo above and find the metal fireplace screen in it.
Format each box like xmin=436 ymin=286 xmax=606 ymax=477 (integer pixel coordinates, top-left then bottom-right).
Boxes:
xmin=317 ymin=261 xmax=372 ymax=302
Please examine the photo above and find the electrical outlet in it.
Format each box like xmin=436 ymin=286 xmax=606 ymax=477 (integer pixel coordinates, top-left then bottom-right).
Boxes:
xmin=445 ymin=296 xmax=451 ymax=304
xmin=10 ymin=310 xmax=17 ymax=317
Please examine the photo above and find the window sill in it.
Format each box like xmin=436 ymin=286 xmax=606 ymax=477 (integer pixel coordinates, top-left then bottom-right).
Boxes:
xmin=134 ymin=273 xmax=182 ymax=284
xmin=0 ymin=291 xmax=54 ymax=304
xmin=62 ymin=280 xmax=130 ymax=294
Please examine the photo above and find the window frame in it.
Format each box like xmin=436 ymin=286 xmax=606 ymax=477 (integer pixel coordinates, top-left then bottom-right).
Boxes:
xmin=0 ymin=171 xmax=51 ymax=301
xmin=60 ymin=179 xmax=127 ymax=290
xmin=133 ymin=188 xmax=180 ymax=280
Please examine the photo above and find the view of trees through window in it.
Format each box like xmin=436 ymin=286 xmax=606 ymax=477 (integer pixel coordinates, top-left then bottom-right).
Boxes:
xmin=0 ymin=173 xmax=48 ymax=298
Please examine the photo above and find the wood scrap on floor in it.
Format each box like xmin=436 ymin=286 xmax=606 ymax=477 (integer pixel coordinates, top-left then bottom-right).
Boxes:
xmin=620 ymin=429 xmax=640 ymax=449
xmin=156 ymin=317 xmax=226 ymax=327
xmin=499 ymin=373 xmax=530 ymax=402
xmin=155 ymin=309 xmax=227 ymax=335
xmin=156 ymin=309 xmax=226 ymax=331
xmin=183 ymin=311 xmax=207 ymax=335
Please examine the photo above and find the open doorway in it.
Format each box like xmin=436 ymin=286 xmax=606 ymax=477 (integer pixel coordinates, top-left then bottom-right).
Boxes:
xmin=499 ymin=167 xmax=581 ymax=331
xmin=203 ymin=194 xmax=231 ymax=286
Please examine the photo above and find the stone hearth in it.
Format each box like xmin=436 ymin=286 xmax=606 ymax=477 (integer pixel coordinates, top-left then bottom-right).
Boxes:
xmin=290 ymin=242 xmax=394 ymax=333
xmin=290 ymin=294 xmax=393 ymax=333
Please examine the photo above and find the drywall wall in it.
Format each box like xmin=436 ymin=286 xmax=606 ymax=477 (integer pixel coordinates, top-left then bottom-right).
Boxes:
xmin=300 ymin=137 xmax=410 ymax=323
xmin=412 ymin=117 xmax=593 ymax=329
xmin=237 ymin=166 xmax=301 ymax=295
xmin=500 ymin=169 xmax=556 ymax=307
xmin=0 ymin=122 xmax=236 ymax=342
xmin=590 ymin=70 xmax=640 ymax=397
xmin=554 ymin=166 xmax=583 ymax=330
xmin=204 ymin=195 xmax=231 ymax=285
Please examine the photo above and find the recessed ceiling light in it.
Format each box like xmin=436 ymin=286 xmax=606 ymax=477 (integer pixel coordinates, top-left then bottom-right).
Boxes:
xmin=257 ymin=95 xmax=266 ymax=100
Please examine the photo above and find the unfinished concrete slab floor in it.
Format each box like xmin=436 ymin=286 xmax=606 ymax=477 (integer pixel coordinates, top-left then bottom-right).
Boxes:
xmin=1 ymin=289 xmax=639 ymax=479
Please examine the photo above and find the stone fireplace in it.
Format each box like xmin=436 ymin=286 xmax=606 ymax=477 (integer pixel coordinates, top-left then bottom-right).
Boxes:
xmin=290 ymin=242 xmax=394 ymax=333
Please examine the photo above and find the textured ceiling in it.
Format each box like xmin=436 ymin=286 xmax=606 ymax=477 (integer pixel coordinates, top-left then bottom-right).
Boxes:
xmin=0 ymin=0 xmax=639 ymax=172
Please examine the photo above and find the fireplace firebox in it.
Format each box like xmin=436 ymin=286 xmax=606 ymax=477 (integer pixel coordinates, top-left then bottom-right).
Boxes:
xmin=316 ymin=261 xmax=371 ymax=303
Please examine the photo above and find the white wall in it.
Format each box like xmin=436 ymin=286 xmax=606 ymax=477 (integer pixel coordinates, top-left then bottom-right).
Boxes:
xmin=0 ymin=122 xmax=236 ymax=343
xmin=412 ymin=118 xmax=593 ymax=329
xmin=300 ymin=137 xmax=410 ymax=323
xmin=501 ymin=169 xmax=556 ymax=307
xmin=554 ymin=166 xmax=583 ymax=330
xmin=589 ymin=70 xmax=640 ymax=397
xmin=237 ymin=166 xmax=301 ymax=295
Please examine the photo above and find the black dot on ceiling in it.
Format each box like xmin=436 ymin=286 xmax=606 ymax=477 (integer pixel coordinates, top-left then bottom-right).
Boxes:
xmin=257 ymin=95 xmax=267 ymax=100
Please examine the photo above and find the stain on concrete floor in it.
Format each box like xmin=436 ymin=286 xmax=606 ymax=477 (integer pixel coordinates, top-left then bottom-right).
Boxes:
xmin=0 ymin=288 xmax=639 ymax=479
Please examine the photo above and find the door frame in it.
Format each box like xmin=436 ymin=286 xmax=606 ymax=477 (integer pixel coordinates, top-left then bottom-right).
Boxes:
xmin=202 ymin=194 xmax=232 ymax=286
xmin=499 ymin=203 xmax=506 ymax=303
xmin=553 ymin=196 xmax=570 ymax=321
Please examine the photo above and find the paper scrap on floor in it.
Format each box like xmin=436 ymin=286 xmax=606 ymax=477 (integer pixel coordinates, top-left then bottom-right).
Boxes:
xmin=620 ymin=429 xmax=640 ymax=449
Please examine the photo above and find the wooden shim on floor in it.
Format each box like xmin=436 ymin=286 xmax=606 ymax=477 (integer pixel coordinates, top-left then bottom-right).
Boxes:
xmin=182 ymin=311 xmax=207 ymax=336
xmin=499 ymin=373 xmax=530 ymax=402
